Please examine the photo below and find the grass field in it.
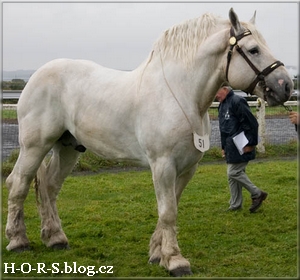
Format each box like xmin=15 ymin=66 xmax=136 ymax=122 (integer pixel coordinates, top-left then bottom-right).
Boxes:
xmin=1 ymin=159 xmax=298 ymax=278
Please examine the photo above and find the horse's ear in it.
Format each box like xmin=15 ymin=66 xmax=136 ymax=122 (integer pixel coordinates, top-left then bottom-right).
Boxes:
xmin=250 ymin=10 xmax=256 ymax=25
xmin=229 ymin=8 xmax=242 ymax=33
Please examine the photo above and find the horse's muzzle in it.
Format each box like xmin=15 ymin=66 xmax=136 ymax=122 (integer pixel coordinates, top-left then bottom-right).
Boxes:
xmin=261 ymin=78 xmax=293 ymax=106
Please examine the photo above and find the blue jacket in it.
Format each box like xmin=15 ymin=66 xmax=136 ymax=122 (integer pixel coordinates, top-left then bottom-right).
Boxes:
xmin=218 ymin=91 xmax=259 ymax=163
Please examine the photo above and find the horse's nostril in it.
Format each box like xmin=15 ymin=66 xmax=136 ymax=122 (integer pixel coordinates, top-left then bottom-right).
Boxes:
xmin=285 ymin=83 xmax=290 ymax=93
xmin=285 ymin=82 xmax=292 ymax=98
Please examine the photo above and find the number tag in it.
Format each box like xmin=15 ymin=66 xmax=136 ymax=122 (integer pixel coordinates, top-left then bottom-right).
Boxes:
xmin=193 ymin=132 xmax=210 ymax=152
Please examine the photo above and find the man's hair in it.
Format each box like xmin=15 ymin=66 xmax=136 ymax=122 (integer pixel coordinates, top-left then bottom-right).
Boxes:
xmin=220 ymin=81 xmax=230 ymax=88
xmin=220 ymin=82 xmax=232 ymax=92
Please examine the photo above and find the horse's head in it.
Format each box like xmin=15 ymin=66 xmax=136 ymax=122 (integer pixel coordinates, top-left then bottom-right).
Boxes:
xmin=225 ymin=8 xmax=293 ymax=106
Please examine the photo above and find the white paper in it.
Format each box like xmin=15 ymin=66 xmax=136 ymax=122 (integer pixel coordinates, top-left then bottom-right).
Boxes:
xmin=232 ymin=131 xmax=249 ymax=155
xmin=193 ymin=132 xmax=210 ymax=152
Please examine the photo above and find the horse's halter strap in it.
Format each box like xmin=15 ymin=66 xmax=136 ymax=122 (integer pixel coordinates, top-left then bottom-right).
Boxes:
xmin=226 ymin=27 xmax=284 ymax=95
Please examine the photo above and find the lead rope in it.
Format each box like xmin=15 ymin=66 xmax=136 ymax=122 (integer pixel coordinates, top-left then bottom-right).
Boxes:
xmin=159 ymin=50 xmax=210 ymax=152
xmin=282 ymin=104 xmax=292 ymax=112
xmin=282 ymin=104 xmax=297 ymax=130
xmin=159 ymin=50 xmax=193 ymax=130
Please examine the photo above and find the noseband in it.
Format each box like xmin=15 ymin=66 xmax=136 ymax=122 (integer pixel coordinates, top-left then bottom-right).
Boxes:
xmin=225 ymin=27 xmax=284 ymax=95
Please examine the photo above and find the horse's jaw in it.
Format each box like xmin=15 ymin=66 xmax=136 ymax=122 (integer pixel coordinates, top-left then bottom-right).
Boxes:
xmin=254 ymin=75 xmax=294 ymax=107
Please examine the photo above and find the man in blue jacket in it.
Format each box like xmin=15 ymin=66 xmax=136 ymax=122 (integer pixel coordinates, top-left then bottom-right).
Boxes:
xmin=216 ymin=84 xmax=268 ymax=213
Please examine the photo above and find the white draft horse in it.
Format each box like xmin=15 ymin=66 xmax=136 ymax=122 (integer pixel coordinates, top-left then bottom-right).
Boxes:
xmin=5 ymin=8 xmax=293 ymax=276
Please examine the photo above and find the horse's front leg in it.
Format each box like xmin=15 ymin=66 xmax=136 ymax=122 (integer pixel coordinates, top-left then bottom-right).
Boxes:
xmin=149 ymin=159 xmax=192 ymax=276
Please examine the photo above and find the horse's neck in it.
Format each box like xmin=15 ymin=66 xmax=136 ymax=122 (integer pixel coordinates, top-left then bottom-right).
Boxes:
xmin=157 ymin=28 xmax=228 ymax=114
xmin=193 ymin=29 xmax=230 ymax=112
xmin=195 ymin=72 xmax=224 ymax=115
xmin=137 ymin=27 xmax=229 ymax=120
xmin=155 ymin=57 xmax=224 ymax=117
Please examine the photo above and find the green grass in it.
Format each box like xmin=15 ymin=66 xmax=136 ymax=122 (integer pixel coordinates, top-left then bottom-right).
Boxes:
xmin=1 ymin=160 xmax=298 ymax=277
xmin=1 ymin=109 xmax=17 ymax=120
xmin=2 ymin=139 xmax=297 ymax=177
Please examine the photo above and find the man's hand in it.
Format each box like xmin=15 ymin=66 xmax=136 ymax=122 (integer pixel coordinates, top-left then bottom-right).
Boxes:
xmin=289 ymin=111 xmax=299 ymax=125
xmin=243 ymin=146 xmax=255 ymax=153
xmin=221 ymin=149 xmax=225 ymax=158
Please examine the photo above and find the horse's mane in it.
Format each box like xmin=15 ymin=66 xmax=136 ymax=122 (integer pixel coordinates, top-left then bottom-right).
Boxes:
xmin=153 ymin=12 xmax=267 ymax=66
xmin=153 ymin=13 xmax=226 ymax=65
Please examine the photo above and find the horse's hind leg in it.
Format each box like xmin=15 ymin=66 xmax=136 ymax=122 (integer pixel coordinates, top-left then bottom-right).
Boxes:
xmin=35 ymin=141 xmax=80 ymax=249
xmin=6 ymin=146 xmax=50 ymax=252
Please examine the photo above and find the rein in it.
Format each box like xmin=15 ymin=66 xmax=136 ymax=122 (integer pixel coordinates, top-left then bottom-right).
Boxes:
xmin=226 ymin=27 xmax=284 ymax=95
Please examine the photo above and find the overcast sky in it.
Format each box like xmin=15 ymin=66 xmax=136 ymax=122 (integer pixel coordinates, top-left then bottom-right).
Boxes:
xmin=2 ymin=1 xmax=299 ymax=73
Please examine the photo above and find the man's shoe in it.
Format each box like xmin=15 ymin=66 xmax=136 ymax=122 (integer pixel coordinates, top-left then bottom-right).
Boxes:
xmin=226 ymin=206 xmax=242 ymax=212
xmin=249 ymin=191 xmax=268 ymax=213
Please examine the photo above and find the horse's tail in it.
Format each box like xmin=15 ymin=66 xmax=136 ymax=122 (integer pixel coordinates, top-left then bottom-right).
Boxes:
xmin=32 ymin=148 xmax=71 ymax=247
xmin=33 ymin=161 xmax=47 ymax=207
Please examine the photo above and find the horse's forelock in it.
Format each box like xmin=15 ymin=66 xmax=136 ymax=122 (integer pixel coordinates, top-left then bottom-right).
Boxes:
xmin=154 ymin=13 xmax=225 ymax=65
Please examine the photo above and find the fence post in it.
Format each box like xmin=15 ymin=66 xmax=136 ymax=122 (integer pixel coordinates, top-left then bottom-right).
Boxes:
xmin=256 ymin=98 xmax=266 ymax=153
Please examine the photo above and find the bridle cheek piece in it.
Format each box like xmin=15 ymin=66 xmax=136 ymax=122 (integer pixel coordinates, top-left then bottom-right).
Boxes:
xmin=225 ymin=27 xmax=284 ymax=95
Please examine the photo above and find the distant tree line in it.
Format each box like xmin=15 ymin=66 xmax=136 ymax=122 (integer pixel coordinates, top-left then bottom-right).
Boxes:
xmin=2 ymin=79 xmax=27 ymax=90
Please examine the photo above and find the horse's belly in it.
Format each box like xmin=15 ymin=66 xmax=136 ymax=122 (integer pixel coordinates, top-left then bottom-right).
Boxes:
xmin=87 ymin=138 xmax=148 ymax=166
xmin=73 ymin=118 xmax=149 ymax=166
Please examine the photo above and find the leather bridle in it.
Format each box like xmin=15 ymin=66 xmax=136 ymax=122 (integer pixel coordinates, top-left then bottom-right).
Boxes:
xmin=225 ymin=27 xmax=284 ymax=95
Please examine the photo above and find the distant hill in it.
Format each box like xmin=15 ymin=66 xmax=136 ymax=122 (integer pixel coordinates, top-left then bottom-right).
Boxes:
xmin=2 ymin=70 xmax=36 ymax=81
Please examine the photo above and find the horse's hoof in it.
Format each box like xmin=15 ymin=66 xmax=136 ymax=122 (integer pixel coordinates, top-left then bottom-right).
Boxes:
xmin=10 ymin=245 xmax=31 ymax=253
xmin=170 ymin=266 xmax=193 ymax=277
xmin=50 ymin=243 xmax=70 ymax=250
xmin=148 ymin=257 xmax=161 ymax=264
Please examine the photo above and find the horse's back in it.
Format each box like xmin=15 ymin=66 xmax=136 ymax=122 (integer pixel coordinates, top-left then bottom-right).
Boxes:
xmin=18 ymin=58 xmax=134 ymax=122
xmin=17 ymin=59 xmax=149 ymax=163
xmin=19 ymin=58 xmax=122 ymax=101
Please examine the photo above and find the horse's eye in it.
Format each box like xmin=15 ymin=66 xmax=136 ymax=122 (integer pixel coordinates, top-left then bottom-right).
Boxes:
xmin=249 ymin=47 xmax=259 ymax=55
